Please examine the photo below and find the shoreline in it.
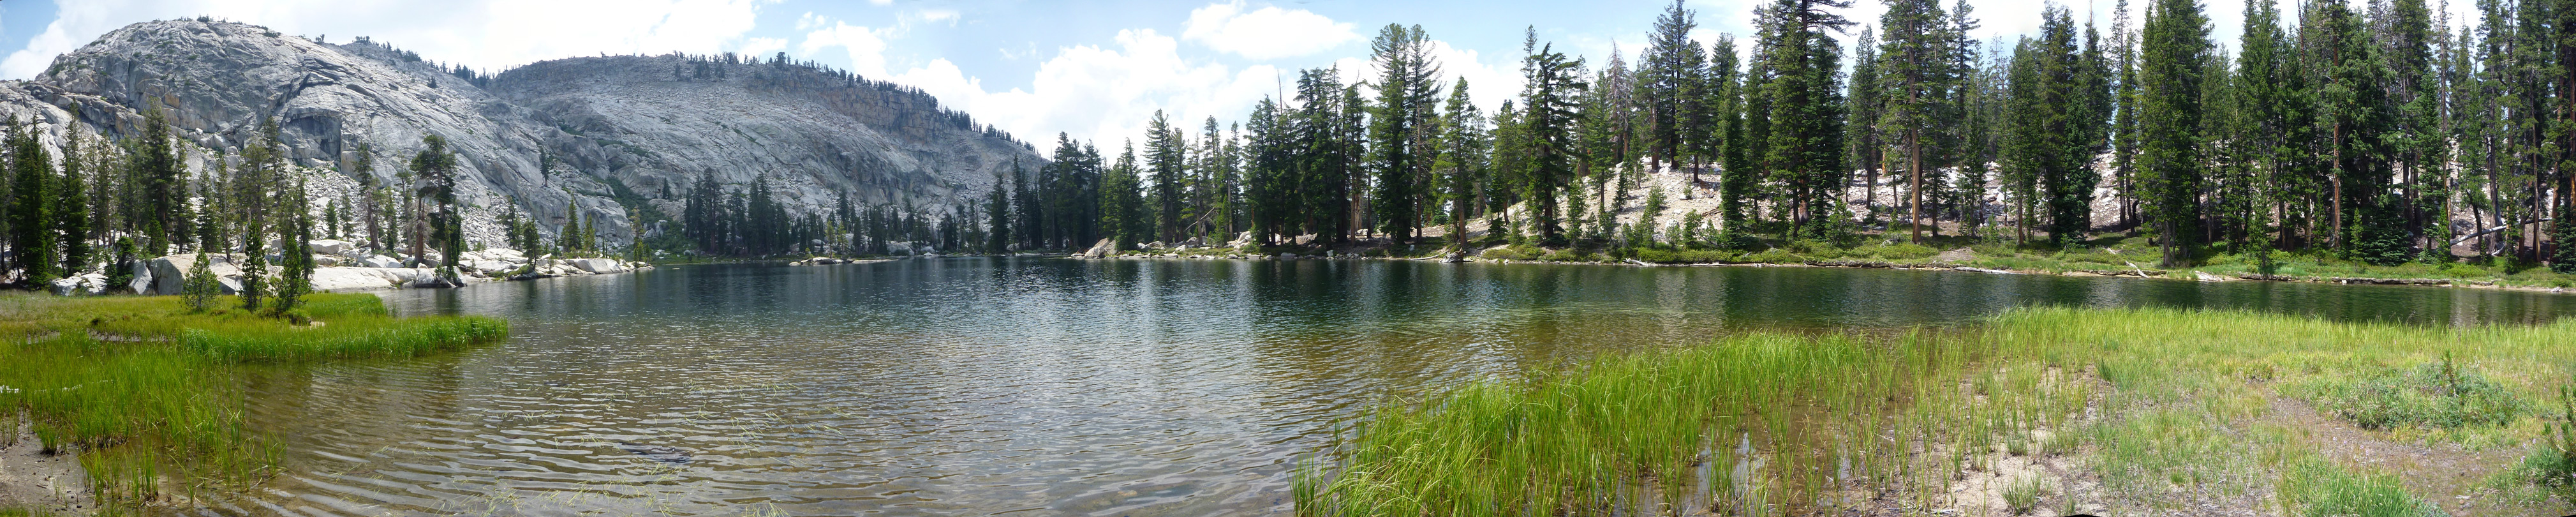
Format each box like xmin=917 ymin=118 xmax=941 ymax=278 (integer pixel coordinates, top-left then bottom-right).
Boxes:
xmin=1068 ymin=250 xmax=2576 ymax=296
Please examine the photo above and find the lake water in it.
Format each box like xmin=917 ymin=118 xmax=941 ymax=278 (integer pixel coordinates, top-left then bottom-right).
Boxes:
xmin=204 ymin=258 xmax=2576 ymax=516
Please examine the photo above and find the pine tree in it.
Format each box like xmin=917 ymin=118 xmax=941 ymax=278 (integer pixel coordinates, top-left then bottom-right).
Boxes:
xmin=273 ymin=179 xmax=315 ymax=316
xmin=182 ymin=248 xmax=218 ymax=311
xmin=1876 ymin=0 xmax=1960 ymax=242
xmin=1145 ymin=110 xmax=1187 ymax=244
xmin=2136 ymin=0 xmax=2212 ymax=266
xmin=59 ymin=132 xmax=91 ymax=276
xmin=1437 ymin=78 xmax=1490 ymax=253
xmin=410 ymin=135 xmax=466 ymax=276
xmin=1369 ymin=24 xmax=1441 ymax=243
xmin=1518 ymin=27 xmax=1588 ymax=243
xmin=1759 ymin=0 xmax=1853 ymax=237
xmin=138 ymin=108 xmax=188 ymax=256
xmin=987 ymin=168 xmax=1014 ymax=254
xmin=1641 ymin=0 xmax=1703 ymax=170
xmin=9 ymin=118 xmax=57 ymax=285
xmin=1847 ymin=31 xmax=1885 ymax=227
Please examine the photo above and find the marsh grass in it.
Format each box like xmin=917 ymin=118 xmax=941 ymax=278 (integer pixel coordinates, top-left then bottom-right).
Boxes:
xmin=1299 ymin=308 xmax=2576 ymax=516
xmin=0 ymin=292 xmax=505 ymax=507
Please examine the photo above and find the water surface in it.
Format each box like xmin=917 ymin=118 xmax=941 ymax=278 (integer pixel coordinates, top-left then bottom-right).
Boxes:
xmin=212 ymin=258 xmax=2576 ymax=516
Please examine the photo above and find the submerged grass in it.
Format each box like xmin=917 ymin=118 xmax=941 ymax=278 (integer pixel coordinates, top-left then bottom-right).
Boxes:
xmin=0 ymin=292 xmax=507 ymax=508
xmin=1298 ymin=307 xmax=2576 ymax=516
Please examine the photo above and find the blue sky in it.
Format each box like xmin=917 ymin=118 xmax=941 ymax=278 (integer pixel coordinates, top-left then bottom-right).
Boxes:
xmin=0 ymin=0 xmax=2480 ymax=149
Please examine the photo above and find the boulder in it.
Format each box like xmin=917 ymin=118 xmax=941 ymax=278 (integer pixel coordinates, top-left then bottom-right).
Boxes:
xmin=149 ymin=254 xmax=244 ymax=295
xmin=359 ymin=255 xmax=403 ymax=268
xmin=311 ymin=267 xmax=401 ymax=292
xmin=127 ymin=260 xmax=154 ymax=294
xmin=309 ymin=239 xmax=357 ymax=255
xmin=49 ymin=274 xmax=107 ymax=296
xmin=1278 ymin=253 xmax=1299 ymax=260
xmin=1082 ymin=238 xmax=1117 ymax=258
xmin=568 ymin=258 xmax=623 ymax=273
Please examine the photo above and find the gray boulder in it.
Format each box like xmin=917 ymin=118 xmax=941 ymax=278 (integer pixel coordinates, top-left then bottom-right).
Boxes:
xmin=1082 ymin=238 xmax=1117 ymax=258
xmin=311 ymin=267 xmax=400 ymax=292
xmin=149 ymin=255 xmax=240 ymax=295
xmin=127 ymin=260 xmax=154 ymax=294
xmin=309 ymin=239 xmax=357 ymax=255
xmin=568 ymin=258 xmax=623 ymax=273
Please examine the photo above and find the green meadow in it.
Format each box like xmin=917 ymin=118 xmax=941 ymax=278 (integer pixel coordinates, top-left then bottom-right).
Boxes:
xmin=1298 ymin=308 xmax=2576 ymax=516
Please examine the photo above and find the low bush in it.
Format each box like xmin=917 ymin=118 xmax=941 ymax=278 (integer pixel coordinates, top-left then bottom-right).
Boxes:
xmin=2301 ymin=356 xmax=2526 ymax=431
xmin=1479 ymin=244 xmax=1544 ymax=261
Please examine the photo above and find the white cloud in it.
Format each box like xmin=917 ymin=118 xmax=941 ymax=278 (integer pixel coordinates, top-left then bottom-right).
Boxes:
xmin=799 ymin=20 xmax=893 ymax=78
xmin=739 ymin=36 xmax=788 ymax=59
xmin=874 ymin=29 xmax=1280 ymax=150
xmin=1 ymin=0 xmax=783 ymax=79
xmin=1180 ymin=1 xmax=1359 ymax=60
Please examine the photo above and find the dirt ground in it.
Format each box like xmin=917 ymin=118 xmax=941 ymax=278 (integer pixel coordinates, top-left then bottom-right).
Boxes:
xmin=0 ymin=415 xmax=93 ymax=514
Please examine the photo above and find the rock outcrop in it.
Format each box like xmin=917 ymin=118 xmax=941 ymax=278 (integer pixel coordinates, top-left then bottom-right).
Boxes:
xmin=6 ymin=19 xmax=1040 ymax=250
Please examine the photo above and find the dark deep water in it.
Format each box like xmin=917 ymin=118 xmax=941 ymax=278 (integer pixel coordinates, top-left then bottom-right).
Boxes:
xmin=202 ymin=258 xmax=2576 ymax=516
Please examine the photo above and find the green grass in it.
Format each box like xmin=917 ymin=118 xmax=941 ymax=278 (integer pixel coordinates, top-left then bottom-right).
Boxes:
xmin=1297 ymin=308 xmax=2576 ymax=516
xmin=0 ymin=292 xmax=507 ymax=508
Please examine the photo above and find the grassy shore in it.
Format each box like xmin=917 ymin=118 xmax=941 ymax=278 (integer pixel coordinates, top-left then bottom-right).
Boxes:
xmin=1296 ymin=308 xmax=2576 ymax=516
xmin=0 ymin=292 xmax=507 ymax=511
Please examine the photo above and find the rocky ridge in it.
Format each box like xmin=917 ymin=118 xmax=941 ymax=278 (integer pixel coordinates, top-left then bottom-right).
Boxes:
xmin=2 ymin=19 xmax=1041 ymax=250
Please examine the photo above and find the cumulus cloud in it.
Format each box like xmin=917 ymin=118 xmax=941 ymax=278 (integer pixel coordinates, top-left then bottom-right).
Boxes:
xmin=1180 ymin=1 xmax=1359 ymax=60
xmin=799 ymin=20 xmax=893 ymax=77
xmin=888 ymin=29 xmax=1282 ymax=149
xmin=1 ymin=0 xmax=783 ymax=79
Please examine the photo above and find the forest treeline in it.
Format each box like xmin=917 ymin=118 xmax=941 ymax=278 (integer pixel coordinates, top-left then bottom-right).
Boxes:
xmin=958 ymin=0 xmax=2576 ymax=271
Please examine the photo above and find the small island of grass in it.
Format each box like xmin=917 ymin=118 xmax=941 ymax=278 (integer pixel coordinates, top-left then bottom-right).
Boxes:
xmin=0 ymin=292 xmax=506 ymax=513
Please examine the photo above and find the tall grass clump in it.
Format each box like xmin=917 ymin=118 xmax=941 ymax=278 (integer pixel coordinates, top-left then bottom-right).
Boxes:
xmin=1302 ymin=306 xmax=2576 ymax=516
xmin=0 ymin=292 xmax=505 ymax=507
xmin=1294 ymin=327 xmax=2052 ymax=516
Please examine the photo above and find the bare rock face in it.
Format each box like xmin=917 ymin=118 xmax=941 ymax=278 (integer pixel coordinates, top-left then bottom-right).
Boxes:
xmin=8 ymin=19 xmax=1041 ymax=249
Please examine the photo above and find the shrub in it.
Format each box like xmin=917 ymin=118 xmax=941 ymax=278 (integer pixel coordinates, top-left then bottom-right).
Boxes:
xmin=1851 ymin=243 xmax=1937 ymax=260
xmin=1786 ymin=239 xmax=1844 ymax=259
xmin=1738 ymin=248 xmax=1800 ymax=264
xmin=1709 ymin=232 xmax=1762 ymax=251
xmin=2306 ymin=355 xmax=2527 ymax=430
xmin=1479 ymin=244 xmax=1543 ymax=261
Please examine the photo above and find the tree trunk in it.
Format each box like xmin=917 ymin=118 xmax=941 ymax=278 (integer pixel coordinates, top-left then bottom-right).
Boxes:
xmin=1909 ymin=129 xmax=1924 ymax=243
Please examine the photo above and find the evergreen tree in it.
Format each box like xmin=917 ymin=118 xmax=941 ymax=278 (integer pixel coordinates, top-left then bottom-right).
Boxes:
xmin=409 ymin=135 xmax=462 ymax=273
xmin=1759 ymin=0 xmax=1853 ymax=237
xmin=1101 ymin=141 xmax=1148 ymax=248
xmin=1518 ymin=27 xmax=1588 ymax=243
xmin=2136 ymin=0 xmax=2212 ymax=266
xmin=1641 ymin=0 xmax=1705 ymax=170
xmin=1876 ymin=0 xmax=1961 ymax=242
xmin=182 ymin=248 xmax=218 ymax=311
xmin=1847 ymin=31 xmax=1885 ymax=227
xmin=59 ymin=132 xmax=90 ymax=275
xmin=987 ymin=168 xmax=1014 ymax=254
xmin=138 ymin=108 xmax=188 ymax=256
xmin=9 ymin=119 xmax=57 ymax=285
xmin=1436 ymin=78 xmax=1490 ymax=252
xmin=1369 ymin=24 xmax=1441 ymax=243
xmin=274 ymin=179 xmax=315 ymax=315
xmin=1145 ymin=110 xmax=1187 ymax=243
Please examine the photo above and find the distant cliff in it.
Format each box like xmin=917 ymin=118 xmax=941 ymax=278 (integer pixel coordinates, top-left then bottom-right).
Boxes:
xmin=0 ymin=19 xmax=1040 ymax=248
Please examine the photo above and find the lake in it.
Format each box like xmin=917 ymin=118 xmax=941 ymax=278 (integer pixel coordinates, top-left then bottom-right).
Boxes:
xmin=205 ymin=258 xmax=2576 ymax=516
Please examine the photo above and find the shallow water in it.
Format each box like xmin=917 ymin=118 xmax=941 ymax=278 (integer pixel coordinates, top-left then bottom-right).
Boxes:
xmin=200 ymin=258 xmax=2576 ymax=516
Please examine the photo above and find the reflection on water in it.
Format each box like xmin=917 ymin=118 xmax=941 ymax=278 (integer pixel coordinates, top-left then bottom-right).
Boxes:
xmin=203 ymin=258 xmax=2575 ymax=516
